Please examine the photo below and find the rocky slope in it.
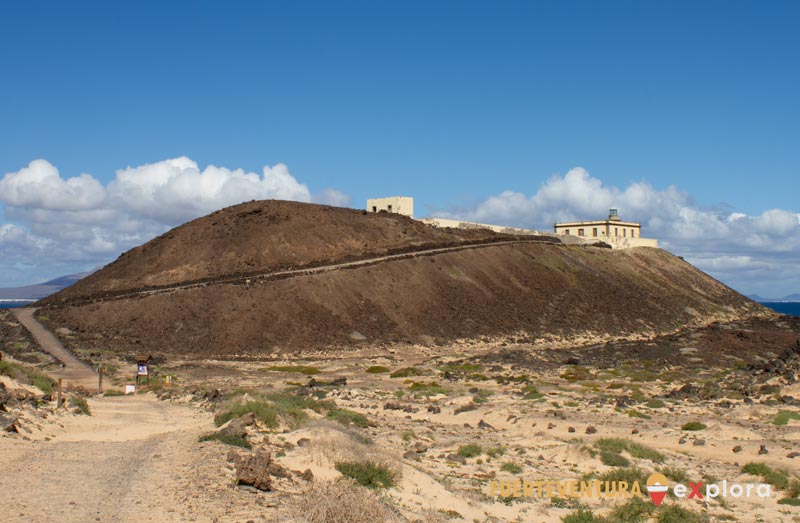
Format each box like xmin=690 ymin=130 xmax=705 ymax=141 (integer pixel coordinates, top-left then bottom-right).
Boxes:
xmin=38 ymin=200 xmax=764 ymax=357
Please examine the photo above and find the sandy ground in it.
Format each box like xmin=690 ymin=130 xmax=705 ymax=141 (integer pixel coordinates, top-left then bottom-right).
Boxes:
xmin=0 ymin=394 xmax=274 ymax=523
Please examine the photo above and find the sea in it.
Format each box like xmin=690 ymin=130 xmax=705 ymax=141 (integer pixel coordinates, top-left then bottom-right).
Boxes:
xmin=760 ymin=302 xmax=800 ymax=317
xmin=0 ymin=301 xmax=34 ymax=309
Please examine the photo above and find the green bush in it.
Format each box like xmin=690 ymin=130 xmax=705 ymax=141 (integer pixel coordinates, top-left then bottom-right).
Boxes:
xmin=562 ymin=509 xmax=598 ymax=523
xmin=645 ymin=399 xmax=666 ymax=409
xmin=626 ymin=409 xmax=651 ymax=419
xmin=486 ymin=446 xmax=506 ymax=458
xmin=773 ymin=410 xmax=800 ymax=426
xmin=408 ymin=382 xmax=447 ymax=396
xmin=656 ymin=505 xmax=703 ymax=523
xmin=0 ymin=360 xmax=56 ymax=394
xmin=600 ymin=450 xmax=630 ymax=467
xmin=457 ymin=444 xmax=483 ymax=458
xmin=501 ymin=462 xmax=523 ymax=474
xmin=778 ymin=497 xmax=800 ymax=506
xmin=214 ymin=392 xmax=333 ymax=429
xmin=595 ymin=438 xmax=664 ymax=463
xmin=680 ymin=421 xmax=706 ymax=431
xmin=199 ymin=432 xmax=251 ymax=448
xmin=607 ymin=497 xmax=655 ymax=523
xmin=389 ymin=367 xmax=422 ymax=378
xmin=521 ymin=384 xmax=543 ymax=400
xmin=334 ymin=461 xmax=396 ymax=489
xmin=741 ymin=462 xmax=790 ymax=490
xmin=660 ymin=466 xmax=690 ymax=484
xmin=365 ymin=366 xmax=390 ymax=374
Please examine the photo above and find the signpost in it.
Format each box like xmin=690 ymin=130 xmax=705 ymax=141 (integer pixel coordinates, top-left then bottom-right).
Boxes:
xmin=135 ymin=354 xmax=152 ymax=386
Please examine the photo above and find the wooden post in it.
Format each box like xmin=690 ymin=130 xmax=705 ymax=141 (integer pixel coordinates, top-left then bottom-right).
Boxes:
xmin=98 ymin=366 xmax=103 ymax=394
xmin=57 ymin=378 xmax=63 ymax=408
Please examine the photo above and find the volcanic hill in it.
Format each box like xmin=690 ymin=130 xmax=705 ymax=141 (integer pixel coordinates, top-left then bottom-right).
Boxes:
xmin=39 ymin=200 xmax=763 ymax=357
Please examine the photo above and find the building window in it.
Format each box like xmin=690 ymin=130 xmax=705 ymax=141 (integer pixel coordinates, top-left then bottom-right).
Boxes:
xmin=387 ymin=205 xmax=392 ymax=212
xmin=564 ymin=229 xmax=570 ymax=235
xmin=623 ymin=229 xmax=627 ymax=237
xmin=578 ymin=228 xmax=584 ymax=236
xmin=615 ymin=228 xmax=619 ymax=236
xmin=592 ymin=228 xmax=598 ymax=237
xmin=632 ymin=230 xmax=637 ymax=237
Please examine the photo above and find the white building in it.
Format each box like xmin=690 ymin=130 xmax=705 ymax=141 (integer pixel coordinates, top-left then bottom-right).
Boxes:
xmin=554 ymin=209 xmax=658 ymax=249
xmin=366 ymin=196 xmax=414 ymax=217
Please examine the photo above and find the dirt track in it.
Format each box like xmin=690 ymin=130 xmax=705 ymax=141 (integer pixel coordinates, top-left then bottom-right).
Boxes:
xmin=0 ymin=395 xmax=216 ymax=523
xmin=10 ymin=307 xmax=97 ymax=390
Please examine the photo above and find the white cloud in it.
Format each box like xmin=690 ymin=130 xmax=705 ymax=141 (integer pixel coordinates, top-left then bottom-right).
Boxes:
xmin=437 ymin=167 xmax=800 ymax=297
xmin=0 ymin=157 xmax=349 ymax=286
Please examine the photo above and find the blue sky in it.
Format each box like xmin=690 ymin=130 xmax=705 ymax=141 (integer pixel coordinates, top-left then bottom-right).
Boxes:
xmin=1 ymin=1 xmax=798 ymax=296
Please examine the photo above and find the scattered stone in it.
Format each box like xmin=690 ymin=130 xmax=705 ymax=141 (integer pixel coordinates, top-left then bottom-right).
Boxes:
xmin=267 ymin=462 xmax=291 ymax=479
xmin=585 ymin=426 xmax=597 ymax=434
xmin=414 ymin=442 xmax=429 ymax=453
xmin=296 ymin=438 xmax=310 ymax=447
xmin=787 ymin=452 xmax=800 ymax=459
xmin=299 ymin=469 xmax=314 ymax=481
xmin=567 ymin=426 xmax=576 ymax=433
xmin=547 ymin=422 xmax=556 ymax=429
xmin=478 ymin=419 xmax=496 ymax=431
xmin=219 ymin=414 xmax=253 ymax=440
xmin=403 ymin=450 xmax=420 ymax=461
xmin=631 ymin=428 xmax=639 ymax=435
xmin=758 ymin=445 xmax=768 ymax=455
xmin=427 ymin=405 xmax=441 ymax=414
xmin=447 ymin=453 xmax=467 ymax=464
xmin=732 ymin=445 xmax=743 ymax=453
xmin=693 ymin=439 xmax=706 ymax=447
xmin=678 ymin=436 xmax=687 ymax=445
xmin=234 ymin=448 xmax=274 ymax=491
xmin=0 ymin=413 xmax=18 ymax=433
xmin=537 ymin=455 xmax=546 ymax=461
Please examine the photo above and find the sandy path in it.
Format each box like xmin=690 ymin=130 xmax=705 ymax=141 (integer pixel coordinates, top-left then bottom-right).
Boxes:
xmin=10 ymin=307 xmax=97 ymax=390
xmin=0 ymin=395 xmax=215 ymax=523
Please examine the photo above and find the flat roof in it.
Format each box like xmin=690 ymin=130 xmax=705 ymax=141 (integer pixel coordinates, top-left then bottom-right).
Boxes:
xmin=554 ymin=220 xmax=641 ymax=227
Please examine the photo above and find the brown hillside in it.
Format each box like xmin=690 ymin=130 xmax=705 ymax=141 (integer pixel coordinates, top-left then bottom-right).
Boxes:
xmin=45 ymin=200 xmax=510 ymax=303
xmin=37 ymin=200 xmax=763 ymax=357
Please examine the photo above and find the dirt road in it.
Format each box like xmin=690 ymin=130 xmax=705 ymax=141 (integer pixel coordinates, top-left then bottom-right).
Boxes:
xmin=0 ymin=395 xmax=240 ymax=523
xmin=10 ymin=307 xmax=97 ymax=390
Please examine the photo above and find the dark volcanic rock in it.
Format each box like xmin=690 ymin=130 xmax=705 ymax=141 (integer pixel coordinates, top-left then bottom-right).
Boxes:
xmin=234 ymin=448 xmax=274 ymax=491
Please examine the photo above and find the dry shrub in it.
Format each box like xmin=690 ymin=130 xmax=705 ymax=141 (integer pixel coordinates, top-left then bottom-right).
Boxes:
xmin=289 ymin=479 xmax=404 ymax=523
xmin=307 ymin=420 xmax=396 ymax=464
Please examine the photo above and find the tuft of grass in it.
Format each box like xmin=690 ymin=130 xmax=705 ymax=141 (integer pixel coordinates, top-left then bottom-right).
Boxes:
xmin=655 ymin=505 xmax=704 ymax=523
xmin=408 ymin=382 xmax=448 ymax=396
xmin=103 ymin=389 xmax=126 ymax=397
xmin=439 ymin=362 xmax=484 ymax=374
xmin=521 ymin=384 xmax=543 ymax=400
xmin=600 ymin=450 xmax=630 ymax=467
xmin=741 ymin=462 xmax=790 ymax=490
xmin=486 ymin=446 xmax=506 ymax=458
xmin=595 ymin=438 xmax=664 ymax=463
xmin=0 ymin=360 xmax=56 ymax=394
xmin=401 ymin=431 xmax=416 ymax=442
xmin=69 ymin=395 xmax=91 ymax=416
xmin=778 ymin=498 xmax=800 ymax=506
xmin=326 ymin=408 xmax=369 ymax=428
xmin=607 ymin=497 xmax=655 ymax=523
xmin=457 ymin=443 xmax=483 ymax=458
xmin=773 ymin=410 xmax=800 ymax=426
xmin=660 ymin=466 xmax=690 ymax=484
xmin=454 ymin=403 xmax=478 ymax=415
xmin=501 ymin=462 xmax=523 ymax=474
xmin=645 ymin=399 xmax=666 ymax=409
xmin=389 ymin=367 xmax=422 ymax=378
xmin=265 ymin=365 xmax=320 ymax=375
xmin=334 ymin=461 xmax=396 ymax=489
xmin=680 ymin=421 xmax=706 ymax=431
xmin=365 ymin=366 xmax=390 ymax=374
xmin=626 ymin=409 xmax=651 ymax=419
xmin=199 ymin=432 xmax=251 ymax=448
xmin=214 ymin=392 xmax=333 ymax=429
xmin=562 ymin=509 xmax=598 ymax=523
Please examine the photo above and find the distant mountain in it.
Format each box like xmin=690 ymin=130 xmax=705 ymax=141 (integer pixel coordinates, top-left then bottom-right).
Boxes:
xmin=0 ymin=271 xmax=92 ymax=301
xmin=748 ymin=293 xmax=800 ymax=303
